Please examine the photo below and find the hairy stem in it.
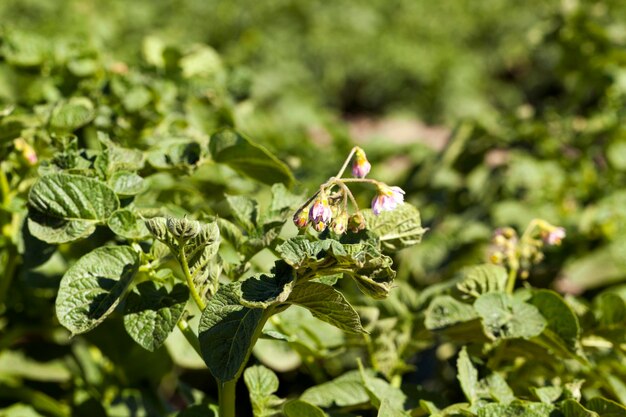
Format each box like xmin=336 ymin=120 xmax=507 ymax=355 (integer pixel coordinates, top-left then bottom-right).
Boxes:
xmin=178 ymin=249 xmax=206 ymax=311
xmin=176 ymin=318 xmax=202 ymax=357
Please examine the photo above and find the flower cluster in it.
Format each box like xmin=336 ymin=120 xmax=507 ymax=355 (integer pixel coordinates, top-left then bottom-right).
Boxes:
xmin=293 ymin=147 xmax=406 ymax=234
xmin=489 ymin=219 xmax=566 ymax=279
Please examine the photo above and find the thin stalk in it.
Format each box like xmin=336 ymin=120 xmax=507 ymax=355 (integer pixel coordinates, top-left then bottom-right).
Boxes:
xmin=335 ymin=180 xmax=361 ymax=211
xmin=176 ymin=319 xmax=202 ymax=357
xmin=178 ymin=249 xmax=206 ymax=311
xmin=339 ymin=178 xmax=380 ymax=185
xmin=335 ymin=146 xmax=359 ymax=179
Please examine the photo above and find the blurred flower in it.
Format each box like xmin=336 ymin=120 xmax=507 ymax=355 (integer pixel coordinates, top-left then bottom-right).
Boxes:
xmin=14 ymin=138 xmax=37 ymax=165
xmin=371 ymin=185 xmax=404 ymax=215
xmin=352 ymin=147 xmax=371 ymax=178
xmin=309 ymin=196 xmax=332 ymax=224
xmin=543 ymin=227 xmax=566 ymax=246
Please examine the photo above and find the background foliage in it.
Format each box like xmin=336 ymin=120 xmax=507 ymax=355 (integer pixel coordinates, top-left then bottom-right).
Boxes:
xmin=3 ymin=0 xmax=626 ymax=416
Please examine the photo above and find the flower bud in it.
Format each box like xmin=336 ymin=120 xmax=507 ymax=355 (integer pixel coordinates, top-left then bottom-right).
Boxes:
xmin=293 ymin=207 xmax=309 ymax=229
xmin=348 ymin=212 xmax=366 ymax=232
xmin=352 ymin=148 xmax=371 ymax=178
xmin=14 ymin=138 xmax=37 ymax=165
xmin=330 ymin=212 xmax=349 ymax=234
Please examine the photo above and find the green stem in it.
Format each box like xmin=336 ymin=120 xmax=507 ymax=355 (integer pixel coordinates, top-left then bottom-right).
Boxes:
xmin=338 ymin=178 xmax=380 ymax=185
xmin=335 ymin=146 xmax=359 ymax=179
xmin=0 ymin=163 xmax=10 ymax=207
xmin=0 ymin=246 xmax=19 ymax=309
xmin=178 ymin=249 xmax=206 ymax=311
xmin=218 ymin=380 xmax=237 ymax=417
xmin=506 ymin=266 xmax=518 ymax=294
xmin=176 ymin=319 xmax=202 ymax=357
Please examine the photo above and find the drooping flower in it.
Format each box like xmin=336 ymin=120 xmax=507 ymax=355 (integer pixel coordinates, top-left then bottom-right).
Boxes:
xmin=371 ymin=185 xmax=405 ymax=215
xmin=543 ymin=227 xmax=566 ymax=246
xmin=293 ymin=207 xmax=309 ymax=229
xmin=309 ymin=196 xmax=332 ymax=225
xmin=351 ymin=148 xmax=371 ymax=178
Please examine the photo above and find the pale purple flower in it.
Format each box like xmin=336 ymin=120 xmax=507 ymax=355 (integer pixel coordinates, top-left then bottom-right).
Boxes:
xmin=544 ymin=227 xmax=566 ymax=246
xmin=371 ymin=185 xmax=405 ymax=215
xmin=309 ymin=197 xmax=332 ymax=224
xmin=352 ymin=148 xmax=371 ymax=178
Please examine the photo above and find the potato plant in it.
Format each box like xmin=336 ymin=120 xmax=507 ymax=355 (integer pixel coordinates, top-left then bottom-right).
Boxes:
xmin=3 ymin=2 xmax=626 ymax=417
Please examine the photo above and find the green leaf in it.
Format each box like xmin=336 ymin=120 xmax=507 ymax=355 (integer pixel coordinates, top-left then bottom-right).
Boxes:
xmin=277 ymin=237 xmax=396 ymax=299
xmin=55 ymin=246 xmax=139 ymax=335
xmin=607 ymin=139 xmax=626 ymax=171
xmin=456 ymin=264 xmax=508 ymax=298
xmin=277 ymin=237 xmax=345 ymax=270
xmin=27 ymin=210 xmax=96 ymax=244
xmin=198 ymin=284 xmax=263 ymax=381
xmin=531 ymin=386 xmax=562 ymax=404
xmin=123 ymin=282 xmax=189 ymax=352
xmin=561 ymin=400 xmax=599 ymax=417
xmin=587 ymin=397 xmax=626 ymax=416
xmin=477 ymin=403 xmax=548 ymax=417
xmin=244 ymin=365 xmax=284 ymax=417
xmin=97 ymin=134 xmax=145 ymax=173
xmin=239 ymin=262 xmax=294 ymax=308
xmin=29 ymin=173 xmax=119 ymax=221
xmin=147 ymin=138 xmax=202 ymax=170
xmin=485 ymin=373 xmax=515 ymax=404
xmin=360 ymin=370 xmax=407 ymax=409
xmin=107 ymin=209 xmax=150 ymax=240
xmin=28 ymin=173 xmax=119 ymax=243
xmin=49 ymin=97 xmax=95 ymax=131
xmin=457 ymin=347 xmax=479 ymax=405
xmin=209 ymin=130 xmax=294 ymax=187
xmin=269 ymin=183 xmax=304 ymax=217
xmin=0 ymin=404 xmax=46 ymax=417
xmin=362 ymin=203 xmax=426 ymax=251
xmin=474 ymin=292 xmax=547 ymax=340
xmin=287 ymin=281 xmax=366 ymax=334
xmin=300 ymin=370 xmax=370 ymax=408
xmin=225 ymin=194 xmax=258 ymax=233
xmin=108 ymin=171 xmax=145 ymax=196
xmin=529 ymin=290 xmax=580 ymax=351
xmin=377 ymin=399 xmax=411 ymax=417
xmin=283 ymin=400 xmax=327 ymax=417
xmin=425 ymin=295 xmax=478 ymax=330
xmin=594 ymin=292 xmax=626 ymax=326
